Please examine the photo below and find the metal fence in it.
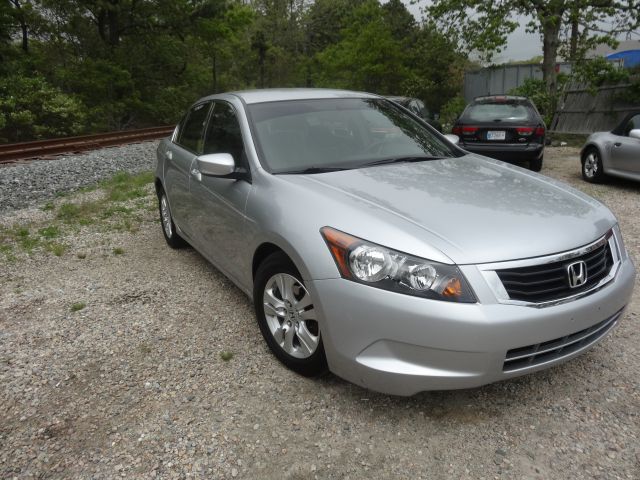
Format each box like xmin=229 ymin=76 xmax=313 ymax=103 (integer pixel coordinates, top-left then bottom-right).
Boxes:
xmin=551 ymin=82 xmax=640 ymax=134
xmin=464 ymin=63 xmax=572 ymax=102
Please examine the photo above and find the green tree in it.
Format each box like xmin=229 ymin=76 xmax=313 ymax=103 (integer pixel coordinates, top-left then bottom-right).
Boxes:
xmin=425 ymin=0 xmax=640 ymax=107
xmin=312 ymin=1 xmax=410 ymax=93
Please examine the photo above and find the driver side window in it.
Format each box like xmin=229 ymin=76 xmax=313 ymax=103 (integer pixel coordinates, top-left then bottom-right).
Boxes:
xmin=203 ymin=101 xmax=247 ymax=169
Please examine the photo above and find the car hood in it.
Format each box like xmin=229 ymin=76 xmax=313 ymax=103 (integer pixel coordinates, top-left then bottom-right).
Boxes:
xmin=281 ymin=155 xmax=615 ymax=264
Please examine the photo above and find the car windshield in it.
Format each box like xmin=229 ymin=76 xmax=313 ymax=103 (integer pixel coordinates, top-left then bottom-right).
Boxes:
xmin=246 ymin=98 xmax=457 ymax=173
xmin=462 ymin=102 xmax=534 ymax=123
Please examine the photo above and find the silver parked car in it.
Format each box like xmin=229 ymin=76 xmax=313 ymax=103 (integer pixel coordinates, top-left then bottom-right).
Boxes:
xmin=155 ymin=89 xmax=635 ymax=396
xmin=581 ymin=111 xmax=640 ymax=182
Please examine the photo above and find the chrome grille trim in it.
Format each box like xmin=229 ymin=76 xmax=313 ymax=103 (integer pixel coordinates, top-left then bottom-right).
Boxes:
xmin=503 ymin=309 xmax=622 ymax=373
xmin=478 ymin=229 xmax=621 ymax=307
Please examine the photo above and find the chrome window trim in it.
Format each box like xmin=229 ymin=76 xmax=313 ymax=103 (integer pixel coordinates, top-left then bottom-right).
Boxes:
xmin=479 ymin=229 xmax=621 ymax=308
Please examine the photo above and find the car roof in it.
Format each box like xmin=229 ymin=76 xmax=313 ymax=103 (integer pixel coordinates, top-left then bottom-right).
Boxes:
xmin=473 ymin=95 xmax=530 ymax=103
xmin=224 ymin=88 xmax=380 ymax=105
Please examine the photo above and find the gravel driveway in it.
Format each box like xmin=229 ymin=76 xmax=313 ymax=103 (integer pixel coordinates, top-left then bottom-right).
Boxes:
xmin=1 ymin=145 xmax=638 ymax=479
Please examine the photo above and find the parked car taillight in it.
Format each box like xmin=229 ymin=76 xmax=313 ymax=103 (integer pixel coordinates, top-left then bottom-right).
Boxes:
xmin=516 ymin=127 xmax=534 ymax=136
xmin=452 ymin=125 xmax=461 ymax=135
xmin=535 ymin=127 xmax=545 ymax=136
xmin=462 ymin=126 xmax=478 ymax=135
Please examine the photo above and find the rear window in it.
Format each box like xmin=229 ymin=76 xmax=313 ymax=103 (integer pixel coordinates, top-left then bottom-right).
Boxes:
xmin=461 ymin=101 xmax=535 ymax=123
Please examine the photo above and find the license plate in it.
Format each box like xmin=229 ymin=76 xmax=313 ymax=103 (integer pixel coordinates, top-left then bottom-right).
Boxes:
xmin=487 ymin=131 xmax=506 ymax=141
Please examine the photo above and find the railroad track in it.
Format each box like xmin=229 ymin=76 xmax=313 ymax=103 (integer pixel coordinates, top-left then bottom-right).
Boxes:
xmin=0 ymin=126 xmax=174 ymax=165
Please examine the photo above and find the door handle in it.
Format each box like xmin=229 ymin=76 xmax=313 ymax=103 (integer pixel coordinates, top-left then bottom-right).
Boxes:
xmin=613 ymin=142 xmax=622 ymax=148
xmin=166 ymin=150 xmax=173 ymax=160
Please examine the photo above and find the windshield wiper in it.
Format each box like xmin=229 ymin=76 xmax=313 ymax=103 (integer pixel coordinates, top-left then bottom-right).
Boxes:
xmin=276 ymin=166 xmax=352 ymax=175
xmin=359 ymin=156 xmax=443 ymax=168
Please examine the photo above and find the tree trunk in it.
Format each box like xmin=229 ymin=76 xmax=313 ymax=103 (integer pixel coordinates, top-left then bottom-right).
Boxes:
xmin=569 ymin=16 xmax=579 ymax=61
xmin=541 ymin=13 xmax=562 ymax=112
xmin=9 ymin=0 xmax=28 ymax=53
xmin=212 ymin=51 xmax=217 ymax=93
xmin=19 ymin=21 xmax=28 ymax=53
xmin=107 ymin=9 xmax=120 ymax=46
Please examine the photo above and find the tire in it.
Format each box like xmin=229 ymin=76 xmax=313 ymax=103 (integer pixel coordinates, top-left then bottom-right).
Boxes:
xmin=253 ymin=252 xmax=328 ymax=377
xmin=157 ymin=188 xmax=186 ymax=249
xmin=581 ymin=147 xmax=605 ymax=183
xmin=529 ymin=155 xmax=543 ymax=172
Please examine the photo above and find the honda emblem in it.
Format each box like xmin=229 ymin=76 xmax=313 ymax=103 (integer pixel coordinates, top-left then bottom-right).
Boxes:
xmin=567 ymin=261 xmax=587 ymax=288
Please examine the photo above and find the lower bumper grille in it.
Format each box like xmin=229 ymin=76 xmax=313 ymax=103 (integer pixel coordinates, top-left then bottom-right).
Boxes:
xmin=503 ymin=309 xmax=622 ymax=372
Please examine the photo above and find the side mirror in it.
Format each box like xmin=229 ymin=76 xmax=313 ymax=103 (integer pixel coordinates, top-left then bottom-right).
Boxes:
xmin=629 ymin=129 xmax=640 ymax=140
xmin=197 ymin=153 xmax=235 ymax=177
xmin=444 ymin=134 xmax=459 ymax=145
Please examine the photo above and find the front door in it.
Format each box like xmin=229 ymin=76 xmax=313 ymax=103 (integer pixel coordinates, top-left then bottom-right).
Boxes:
xmin=189 ymin=101 xmax=252 ymax=281
xmin=610 ymin=113 xmax=640 ymax=174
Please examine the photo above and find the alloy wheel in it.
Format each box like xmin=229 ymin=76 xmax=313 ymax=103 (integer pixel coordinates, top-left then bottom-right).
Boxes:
xmin=262 ymin=273 xmax=319 ymax=359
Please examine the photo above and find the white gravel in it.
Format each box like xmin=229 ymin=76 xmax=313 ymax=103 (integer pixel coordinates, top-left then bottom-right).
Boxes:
xmin=0 ymin=146 xmax=638 ymax=479
xmin=0 ymin=142 xmax=157 ymax=212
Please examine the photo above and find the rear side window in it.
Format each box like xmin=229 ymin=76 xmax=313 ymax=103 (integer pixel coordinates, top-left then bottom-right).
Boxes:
xmin=461 ymin=102 xmax=535 ymax=123
xmin=178 ymin=102 xmax=212 ymax=153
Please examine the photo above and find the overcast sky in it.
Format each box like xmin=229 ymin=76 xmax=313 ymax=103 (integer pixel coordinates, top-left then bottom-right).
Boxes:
xmin=401 ymin=1 xmax=640 ymax=63
xmin=402 ymin=1 xmax=542 ymax=62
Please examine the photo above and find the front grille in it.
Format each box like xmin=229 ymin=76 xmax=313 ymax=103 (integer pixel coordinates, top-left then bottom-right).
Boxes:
xmin=496 ymin=241 xmax=613 ymax=303
xmin=503 ymin=310 xmax=622 ymax=372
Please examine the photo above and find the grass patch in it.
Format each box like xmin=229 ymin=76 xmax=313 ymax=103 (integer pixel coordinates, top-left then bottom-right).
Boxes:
xmin=0 ymin=243 xmax=14 ymax=261
xmin=220 ymin=351 xmax=234 ymax=362
xmin=44 ymin=242 xmax=66 ymax=257
xmin=70 ymin=302 xmax=86 ymax=312
xmin=2 ymin=170 xmax=154 ymax=259
xmin=102 ymin=171 xmax=154 ymax=202
xmin=56 ymin=202 xmax=100 ymax=225
xmin=38 ymin=225 xmax=60 ymax=239
xmin=102 ymin=205 xmax=134 ymax=218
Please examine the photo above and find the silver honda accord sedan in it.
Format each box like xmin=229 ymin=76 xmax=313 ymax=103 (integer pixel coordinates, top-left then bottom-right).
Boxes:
xmin=154 ymin=89 xmax=635 ymax=396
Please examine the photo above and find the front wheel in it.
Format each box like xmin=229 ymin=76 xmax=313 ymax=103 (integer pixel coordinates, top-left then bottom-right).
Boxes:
xmin=582 ymin=147 xmax=605 ymax=183
xmin=253 ymin=252 xmax=327 ymax=377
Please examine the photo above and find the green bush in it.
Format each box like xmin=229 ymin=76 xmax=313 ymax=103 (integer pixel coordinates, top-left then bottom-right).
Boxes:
xmin=440 ymin=95 xmax=467 ymax=132
xmin=0 ymin=75 xmax=86 ymax=142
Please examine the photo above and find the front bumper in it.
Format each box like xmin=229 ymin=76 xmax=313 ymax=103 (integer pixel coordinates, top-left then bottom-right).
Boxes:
xmin=307 ymin=257 xmax=635 ymax=396
xmin=461 ymin=143 xmax=544 ymax=162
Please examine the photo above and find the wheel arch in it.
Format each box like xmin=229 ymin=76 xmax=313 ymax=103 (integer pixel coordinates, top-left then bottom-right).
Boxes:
xmin=251 ymin=239 xmax=314 ymax=284
xmin=154 ymin=177 xmax=164 ymax=196
xmin=581 ymin=143 xmax=601 ymax=163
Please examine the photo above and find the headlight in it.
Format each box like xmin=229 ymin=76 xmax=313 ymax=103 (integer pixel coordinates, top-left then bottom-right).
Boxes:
xmin=321 ymin=227 xmax=476 ymax=303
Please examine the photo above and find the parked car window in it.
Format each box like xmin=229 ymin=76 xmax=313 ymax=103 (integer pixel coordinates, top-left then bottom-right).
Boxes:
xmin=247 ymin=98 xmax=458 ymax=173
xmin=462 ymin=102 xmax=533 ymax=123
xmin=177 ymin=102 xmax=212 ymax=153
xmin=624 ymin=114 xmax=640 ymax=136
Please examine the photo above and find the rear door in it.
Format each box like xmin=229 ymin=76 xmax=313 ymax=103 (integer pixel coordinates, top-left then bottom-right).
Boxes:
xmin=165 ymin=101 xmax=212 ymax=237
xmin=610 ymin=113 xmax=640 ymax=173
xmin=456 ymin=100 xmax=543 ymax=146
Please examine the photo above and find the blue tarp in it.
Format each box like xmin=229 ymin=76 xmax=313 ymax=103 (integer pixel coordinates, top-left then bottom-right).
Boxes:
xmin=606 ymin=49 xmax=640 ymax=68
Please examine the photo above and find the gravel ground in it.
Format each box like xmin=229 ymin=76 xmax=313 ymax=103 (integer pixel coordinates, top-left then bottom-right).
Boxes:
xmin=0 ymin=142 xmax=157 ymax=213
xmin=0 ymin=145 xmax=639 ymax=479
